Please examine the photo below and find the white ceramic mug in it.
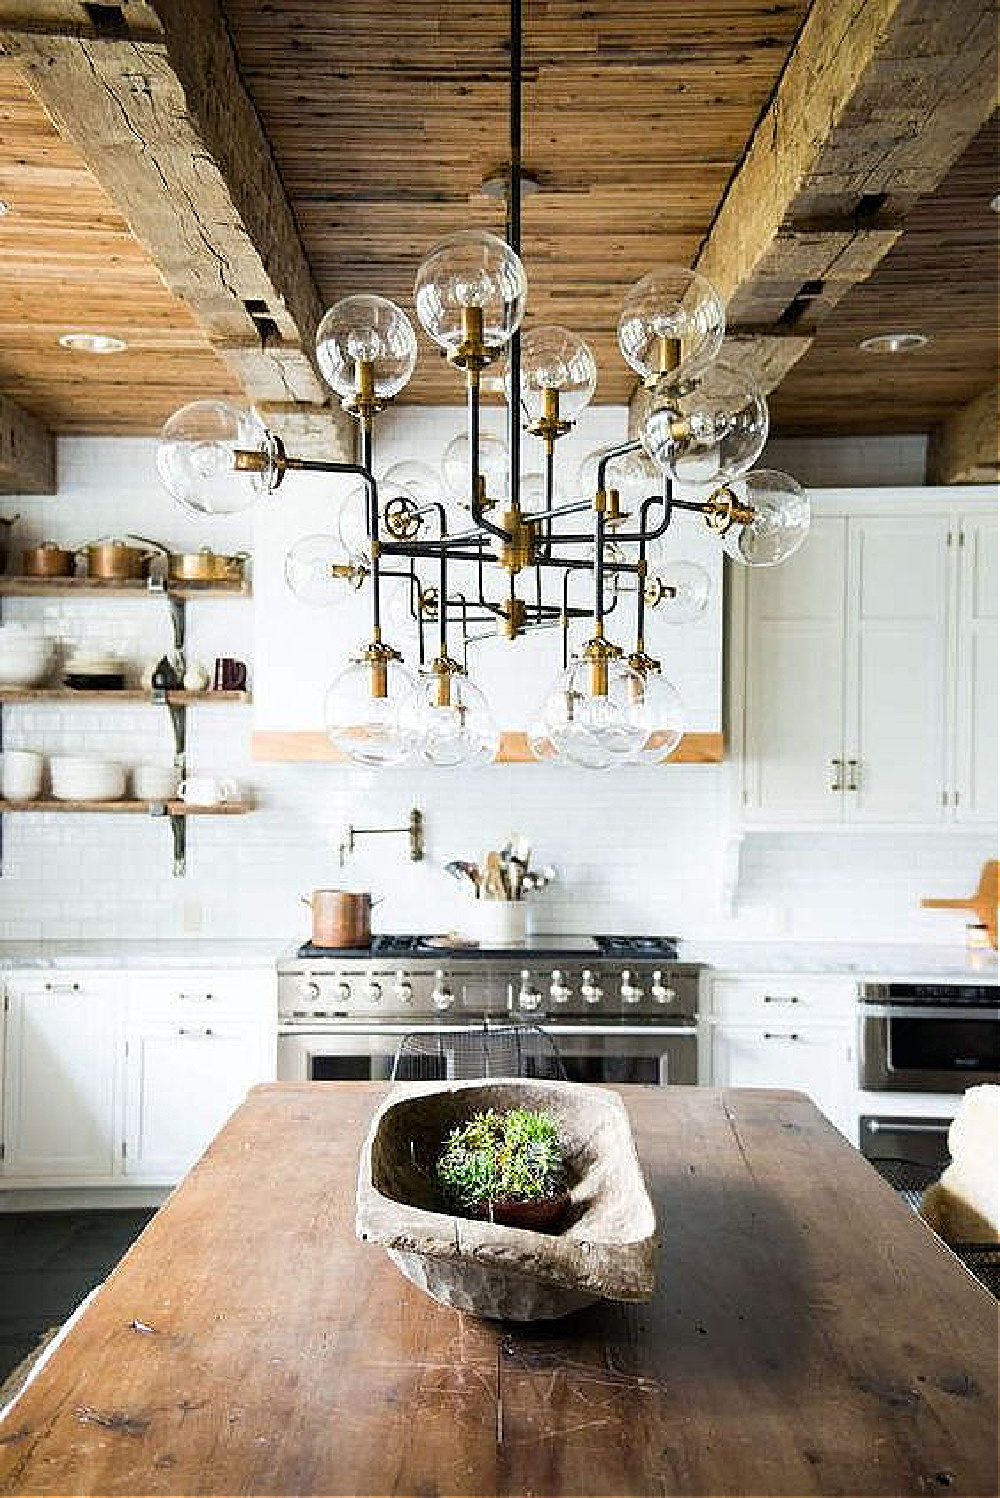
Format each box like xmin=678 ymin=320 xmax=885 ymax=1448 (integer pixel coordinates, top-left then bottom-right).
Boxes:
xmin=177 ymin=774 xmax=240 ymax=806
xmin=0 ymin=749 xmax=44 ymax=801
xmin=133 ymin=764 xmax=182 ymax=801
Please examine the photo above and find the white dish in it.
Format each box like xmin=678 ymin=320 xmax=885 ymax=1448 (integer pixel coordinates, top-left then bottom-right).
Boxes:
xmin=49 ymin=756 xmax=126 ymax=802
xmin=0 ymin=749 xmax=44 ymax=801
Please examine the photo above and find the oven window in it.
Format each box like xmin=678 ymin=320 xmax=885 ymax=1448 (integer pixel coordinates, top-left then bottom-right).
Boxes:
xmin=561 ymin=1056 xmax=661 ymax=1086
xmin=889 ymin=1018 xmax=1000 ymax=1075
xmin=310 ymin=1056 xmax=376 ymax=1081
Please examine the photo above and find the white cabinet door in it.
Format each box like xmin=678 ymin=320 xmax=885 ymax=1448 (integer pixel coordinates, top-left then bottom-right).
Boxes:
xmin=845 ymin=516 xmax=950 ymax=823
xmin=954 ymin=514 xmax=998 ymax=824
xmin=742 ymin=516 xmax=847 ymax=821
xmin=2 ymin=978 xmax=117 ymax=1179
xmin=123 ymin=1021 xmax=266 ymax=1183
xmin=710 ymin=1024 xmax=854 ymax=1137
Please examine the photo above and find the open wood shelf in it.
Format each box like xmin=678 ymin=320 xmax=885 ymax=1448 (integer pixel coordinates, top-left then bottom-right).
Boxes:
xmin=0 ymin=686 xmax=250 ymax=704
xmin=0 ymin=799 xmax=251 ymax=815
xmin=0 ymin=577 xmax=250 ymax=597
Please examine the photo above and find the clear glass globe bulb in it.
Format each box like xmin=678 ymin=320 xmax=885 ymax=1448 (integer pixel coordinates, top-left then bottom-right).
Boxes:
xmin=640 ymin=363 xmax=768 ymax=484
xmin=284 ymin=533 xmax=365 ymax=609
xmin=618 ymin=267 xmax=726 ymax=382
xmin=518 ymin=470 xmax=567 ymax=515
xmin=414 ymin=231 xmax=527 ymax=354
xmin=323 ymin=656 xmax=417 ymax=768
xmin=649 ymin=559 xmax=711 ymax=620
xmin=630 ymin=671 xmax=687 ymax=763
xmin=719 ymin=469 xmax=811 ymax=567
xmin=402 ymin=672 xmax=500 ymax=767
xmin=516 ymin=325 xmax=598 ymax=425
xmin=540 ymin=659 xmax=648 ymax=769
xmin=156 ymin=400 xmax=273 ymax=516
xmin=337 ymin=482 xmax=370 ymax=557
xmin=527 ymin=716 xmax=559 ymax=762
xmin=441 ymin=430 xmax=509 ymax=507
xmin=577 ymin=444 xmax=661 ymax=503
xmin=381 ymin=460 xmax=441 ymax=509
xmin=315 ymin=294 xmax=417 ymax=402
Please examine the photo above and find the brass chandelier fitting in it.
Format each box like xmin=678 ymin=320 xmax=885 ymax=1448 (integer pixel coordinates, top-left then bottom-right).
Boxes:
xmin=155 ymin=0 xmax=811 ymax=772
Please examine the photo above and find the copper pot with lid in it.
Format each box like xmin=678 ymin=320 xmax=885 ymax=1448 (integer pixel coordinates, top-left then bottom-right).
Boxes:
xmin=22 ymin=541 xmax=75 ymax=578
xmin=302 ymin=889 xmax=376 ymax=949
xmin=80 ymin=537 xmax=154 ymax=580
xmin=167 ymin=547 xmax=247 ymax=583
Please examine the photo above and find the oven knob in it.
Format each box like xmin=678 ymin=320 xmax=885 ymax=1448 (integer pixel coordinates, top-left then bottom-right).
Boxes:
xmin=393 ymin=971 xmax=413 ymax=1003
xmin=336 ymin=980 xmax=351 ymax=1002
xmin=621 ymin=968 xmax=643 ymax=1005
xmin=432 ymin=969 xmax=454 ymax=1011
xmin=365 ymin=979 xmax=382 ymax=1002
xmin=298 ymin=979 xmax=320 ymax=1001
xmin=518 ymin=970 xmax=543 ymax=1013
xmin=549 ymin=969 xmax=571 ymax=1005
xmin=651 ymin=970 xmax=676 ymax=1005
xmin=581 ymin=969 xmax=603 ymax=1006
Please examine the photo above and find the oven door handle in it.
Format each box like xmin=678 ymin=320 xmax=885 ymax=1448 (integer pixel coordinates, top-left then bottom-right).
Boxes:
xmin=859 ymin=1004 xmax=998 ymax=1021
xmin=864 ymin=1119 xmax=951 ymax=1135
xmin=540 ymin=1024 xmax=698 ymax=1037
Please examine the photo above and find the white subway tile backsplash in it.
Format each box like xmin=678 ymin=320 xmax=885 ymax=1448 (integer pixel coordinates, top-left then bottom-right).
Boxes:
xmin=1 ymin=435 xmax=994 ymax=944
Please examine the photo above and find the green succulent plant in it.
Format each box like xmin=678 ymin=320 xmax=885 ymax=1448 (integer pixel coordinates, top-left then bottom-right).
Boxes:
xmin=435 ymin=1108 xmax=565 ymax=1215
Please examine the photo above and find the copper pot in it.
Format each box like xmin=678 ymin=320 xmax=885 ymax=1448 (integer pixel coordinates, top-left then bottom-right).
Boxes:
xmin=22 ymin=541 xmax=75 ymax=578
xmin=168 ymin=548 xmax=247 ymax=583
xmin=81 ymin=538 xmax=151 ymax=580
xmin=303 ymin=889 xmax=374 ymax=950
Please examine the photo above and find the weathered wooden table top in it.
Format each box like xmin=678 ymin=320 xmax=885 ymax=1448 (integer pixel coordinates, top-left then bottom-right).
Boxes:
xmin=0 ymin=1083 xmax=996 ymax=1496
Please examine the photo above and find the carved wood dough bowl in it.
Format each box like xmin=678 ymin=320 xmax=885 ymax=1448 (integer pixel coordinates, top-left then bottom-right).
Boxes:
xmin=356 ymin=1078 xmax=657 ymax=1321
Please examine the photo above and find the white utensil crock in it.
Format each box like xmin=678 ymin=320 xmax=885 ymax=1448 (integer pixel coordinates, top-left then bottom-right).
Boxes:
xmin=1 ymin=749 xmax=44 ymax=801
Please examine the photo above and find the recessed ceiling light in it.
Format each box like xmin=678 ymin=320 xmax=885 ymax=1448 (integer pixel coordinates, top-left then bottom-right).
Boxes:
xmin=58 ymin=332 xmax=128 ymax=354
xmin=990 ymin=193 xmax=1000 ymax=213
xmin=858 ymin=332 xmax=928 ymax=354
xmin=0 ymin=201 xmax=9 ymax=216
xmin=481 ymin=168 xmax=541 ymax=198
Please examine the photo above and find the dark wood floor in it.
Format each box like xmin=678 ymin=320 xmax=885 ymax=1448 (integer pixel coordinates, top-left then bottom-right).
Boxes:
xmin=0 ymin=1211 xmax=155 ymax=1385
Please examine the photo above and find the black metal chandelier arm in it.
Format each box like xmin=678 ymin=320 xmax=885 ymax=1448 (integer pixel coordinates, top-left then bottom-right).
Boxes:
xmin=379 ymin=541 xmax=487 ymax=563
xmin=467 ymin=376 xmax=512 ymax=543
xmin=595 ymin=438 xmax=642 ymax=493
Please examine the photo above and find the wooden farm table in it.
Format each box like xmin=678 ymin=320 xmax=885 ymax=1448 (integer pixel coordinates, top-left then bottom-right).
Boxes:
xmin=0 ymin=1083 xmax=996 ymax=1496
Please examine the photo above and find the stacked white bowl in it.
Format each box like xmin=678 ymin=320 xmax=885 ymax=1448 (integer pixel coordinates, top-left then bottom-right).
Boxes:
xmin=49 ymin=757 xmax=127 ymax=802
xmin=0 ymin=623 xmax=53 ymax=687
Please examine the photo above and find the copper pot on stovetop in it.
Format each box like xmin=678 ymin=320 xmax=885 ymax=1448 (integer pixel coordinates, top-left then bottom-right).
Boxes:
xmin=302 ymin=889 xmax=376 ymax=950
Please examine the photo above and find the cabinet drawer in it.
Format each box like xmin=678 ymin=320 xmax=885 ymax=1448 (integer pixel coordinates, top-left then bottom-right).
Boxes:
xmin=710 ymin=976 xmax=854 ymax=1022
xmin=2 ymin=973 xmax=123 ymax=1001
xmin=126 ymin=969 xmax=275 ymax=1023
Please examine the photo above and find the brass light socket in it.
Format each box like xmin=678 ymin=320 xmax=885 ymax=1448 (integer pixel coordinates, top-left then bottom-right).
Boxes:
xmin=581 ymin=633 xmax=622 ymax=699
xmin=501 ymin=596 xmax=527 ymax=639
xmin=526 ymin=385 xmax=571 ymax=448
xmin=342 ymin=358 xmax=384 ymax=421
xmin=447 ymin=304 xmax=498 ymax=372
xmin=357 ymin=639 xmax=403 ymax=701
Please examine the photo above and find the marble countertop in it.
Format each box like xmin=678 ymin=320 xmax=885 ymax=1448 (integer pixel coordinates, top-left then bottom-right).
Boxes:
xmin=0 ymin=936 xmax=994 ymax=983
xmin=0 ymin=940 xmax=288 ymax=970
xmin=679 ymin=939 xmax=997 ymax=983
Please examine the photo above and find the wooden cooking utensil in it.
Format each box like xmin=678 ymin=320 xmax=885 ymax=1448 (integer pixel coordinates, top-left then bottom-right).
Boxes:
xmin=921 ymin=860 xmax=998 ymax=949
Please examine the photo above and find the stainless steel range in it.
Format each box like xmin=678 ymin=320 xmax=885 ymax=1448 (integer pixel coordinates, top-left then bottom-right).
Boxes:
xmin=277 ymin=934 xmax=702 ymax=1087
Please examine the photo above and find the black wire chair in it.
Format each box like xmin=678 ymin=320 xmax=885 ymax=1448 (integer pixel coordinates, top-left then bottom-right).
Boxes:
xmin=391 ymin=1022 xmax=567 ymax=1082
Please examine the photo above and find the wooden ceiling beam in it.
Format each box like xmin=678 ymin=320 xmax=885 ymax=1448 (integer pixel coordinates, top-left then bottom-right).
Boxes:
xmin=676 ymin=0 xmax=998 ymax=405
xmin=0 ymin=389 xmax=56 ymax=494
xmin=926 ymin=385 xmax=1000 ymax=485
xmin=0 ymin=0 xmax=353 ymax=461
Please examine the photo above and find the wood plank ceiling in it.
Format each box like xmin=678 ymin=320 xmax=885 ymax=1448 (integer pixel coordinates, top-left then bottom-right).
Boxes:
xmin=0 ymin=56 xmax=240 ymax=435
xmin=220 ymin=0 xmax=812 ymax=408
xmin=769 ymin=111 xmax=1000 ymax=435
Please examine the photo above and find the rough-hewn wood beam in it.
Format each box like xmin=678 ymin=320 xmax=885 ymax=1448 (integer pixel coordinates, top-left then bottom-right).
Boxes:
xmin=0 ymin=391 xmax=56 ymax=494
xmin=257 ymin=404 xmax=356 ymax=464
xmin=696 ymin=0 xmax=998 ymax=391
xmin=927 ymin=385 xmax=1000 ymax=485
xmin=0 ymin=0 xmax=353 ymax=458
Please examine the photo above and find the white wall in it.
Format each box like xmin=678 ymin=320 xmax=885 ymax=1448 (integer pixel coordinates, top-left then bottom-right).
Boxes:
xmin=0 ymin=431 xmax=990 ymax=945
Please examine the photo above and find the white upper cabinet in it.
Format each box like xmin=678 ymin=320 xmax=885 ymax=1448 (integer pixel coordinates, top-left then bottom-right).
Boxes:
xmin=844 ymin=514 xmax=950 ymax=823
xmin=736 ymin=490 xmax=997 ymax=828
xmin=742 ymin=515 xmax=847 ymax=821
xmin=953 ymin=512 xmax=998 ymax=825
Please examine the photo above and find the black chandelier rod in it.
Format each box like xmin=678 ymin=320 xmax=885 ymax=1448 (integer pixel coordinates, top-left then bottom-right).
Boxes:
xmin=506 ymin=0 xmax=522 ymax=516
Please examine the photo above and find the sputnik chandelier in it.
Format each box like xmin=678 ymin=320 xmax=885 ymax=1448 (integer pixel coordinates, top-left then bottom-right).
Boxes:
xmin=155 ymin=1 xmax=810 ymax=773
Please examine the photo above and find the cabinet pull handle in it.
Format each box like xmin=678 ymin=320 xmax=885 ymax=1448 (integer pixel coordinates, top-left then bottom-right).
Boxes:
xmin=763 ymin=994 xmax=799 ymax=1005
xmin=763 ymin=1031 xmax=800 ymax=1041
xmin=177 ymin=992 xmax=214 ymax=1002
xmin=44 ymin=981 xmax=81 ymax=994
xmin=846 ymin=759 xmax=859 ymax=792
xmin=177 ymin=1026 xmax=215 ymax=1038
xmin=829 ymin=758 xmax=843 ymax=792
